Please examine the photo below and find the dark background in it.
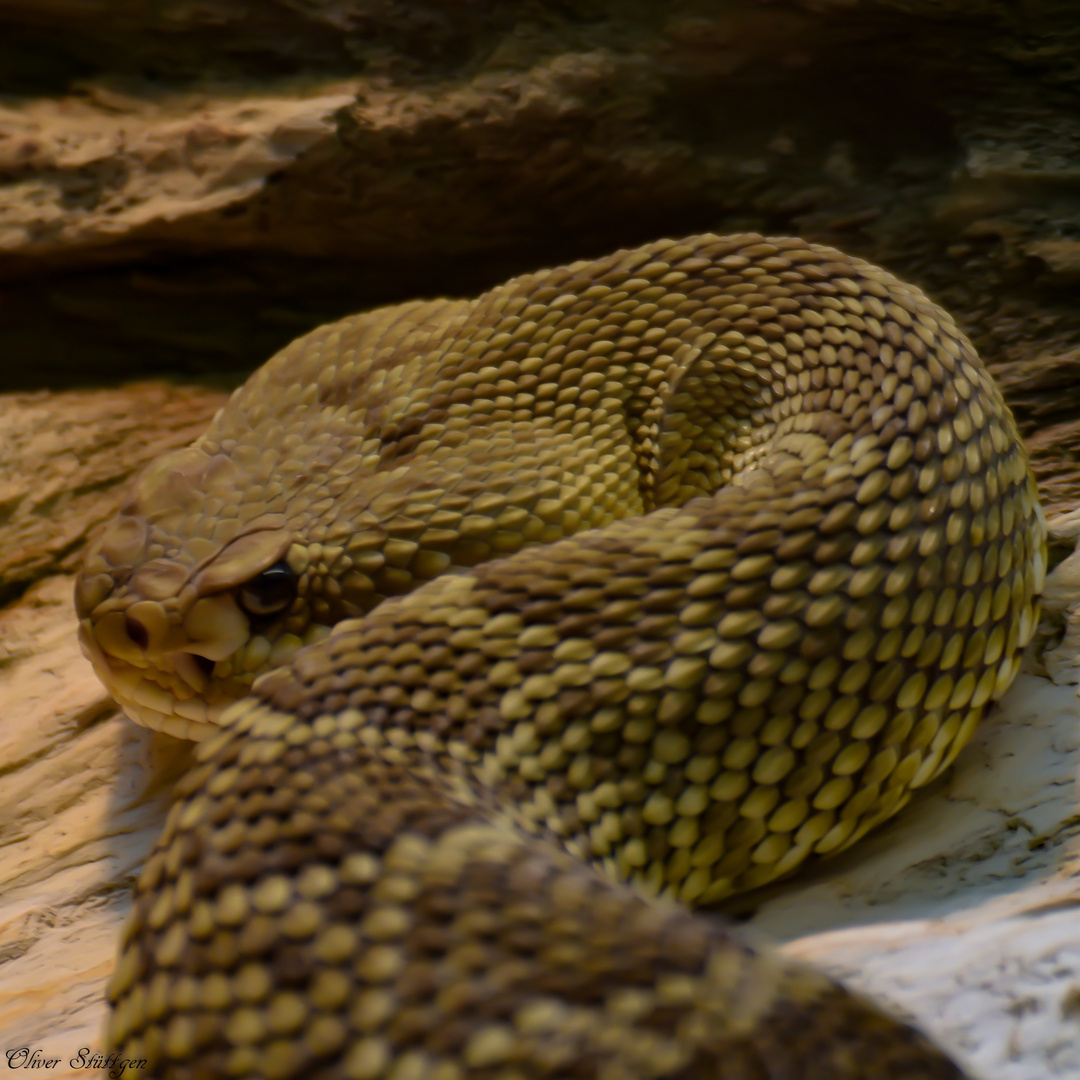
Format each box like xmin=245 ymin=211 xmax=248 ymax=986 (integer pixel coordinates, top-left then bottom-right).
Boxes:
xmin=2 ymin=0 xmax=1079 ymax=506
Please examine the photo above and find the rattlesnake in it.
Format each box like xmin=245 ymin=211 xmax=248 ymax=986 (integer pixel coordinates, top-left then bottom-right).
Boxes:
xmin=77 ymin=234 xmax=1046 ymax=1078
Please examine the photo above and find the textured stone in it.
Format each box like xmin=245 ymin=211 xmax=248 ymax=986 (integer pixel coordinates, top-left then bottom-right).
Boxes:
xmin=755 ymin=673 xmax=1080 ymax=1080
xmin=0 ymin=384 xmax=224 ymax=604
xmin=0 ymin=0 xmax=1078 ymax=480
xmin=0 ymin=382 xmax=218 ymax=1073
xmin=0 ymin=574 xmax=192 ymax=1079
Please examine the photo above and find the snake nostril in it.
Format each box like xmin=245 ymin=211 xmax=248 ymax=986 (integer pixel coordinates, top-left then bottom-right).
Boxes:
xmin=124 ymin=613 xmax=149 ymax=651
xmin=192 ymin=653 xmax=216 ymax=680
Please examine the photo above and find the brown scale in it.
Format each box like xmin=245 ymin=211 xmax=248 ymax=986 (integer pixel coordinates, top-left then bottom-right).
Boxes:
xmin=109 ymin=703 xmax=966 ymax=1079
xmin=84 ymin=235 xmax=1046 ymax=1078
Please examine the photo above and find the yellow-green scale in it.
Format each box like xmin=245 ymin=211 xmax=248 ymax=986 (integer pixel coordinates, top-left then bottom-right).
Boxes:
xmin=82 ymin=233 xmax=1042 ymax=1079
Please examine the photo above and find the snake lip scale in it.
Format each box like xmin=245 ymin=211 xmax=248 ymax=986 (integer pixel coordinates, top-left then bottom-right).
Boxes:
xmin=78 ymin=233 xmax=1047 ymax=1079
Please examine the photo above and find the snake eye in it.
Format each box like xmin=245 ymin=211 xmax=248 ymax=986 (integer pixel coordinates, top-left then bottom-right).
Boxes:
xmin=238 ymin=562 xmax=297 ymax=618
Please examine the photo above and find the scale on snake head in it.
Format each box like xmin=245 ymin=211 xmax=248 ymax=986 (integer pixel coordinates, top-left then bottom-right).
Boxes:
xmin=77 ymin=234 xmax=1046 ymax=1079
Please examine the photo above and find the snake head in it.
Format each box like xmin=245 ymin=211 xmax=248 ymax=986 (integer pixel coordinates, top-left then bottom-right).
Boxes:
xmin=74 ymin=301 xmax=481 ymax=740
xmin=75 ymin=443 xmax=339 ymax=740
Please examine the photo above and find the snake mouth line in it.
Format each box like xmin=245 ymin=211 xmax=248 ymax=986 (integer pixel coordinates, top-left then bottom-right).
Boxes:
xmin=77 ymin=620 xmax=229 ymax=741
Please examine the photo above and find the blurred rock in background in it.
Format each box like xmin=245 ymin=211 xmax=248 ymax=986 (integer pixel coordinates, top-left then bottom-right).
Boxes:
xmin=1 ymin=0 xmax=1079 ymax=519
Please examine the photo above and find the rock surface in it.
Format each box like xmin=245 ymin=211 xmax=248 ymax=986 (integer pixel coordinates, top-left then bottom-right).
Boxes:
xmin=0 ymin=575 xmax=191 ymax=1078
xmin=0 ymin=384 xmax=223 ymax=605
xmin=0 ymin=0 xmax=1080 ymax=512
xmin=754 ymin=673 xmax=1080 ymax=1080
xmin=0 ymin=382 xmax=223 ymax=1072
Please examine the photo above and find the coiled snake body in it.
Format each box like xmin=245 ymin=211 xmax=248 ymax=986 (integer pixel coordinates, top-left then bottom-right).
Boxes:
xmin=77 ymin=234 xmax=1046 ymax=1079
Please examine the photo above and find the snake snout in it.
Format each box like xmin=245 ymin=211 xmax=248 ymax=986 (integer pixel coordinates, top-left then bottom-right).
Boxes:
xmin=74 ymin=570 xmax=113 ymax=619
xmin=123 ymin=612 xmax=148 ymax=650
xmin=174 ymin=651 xmax=214 ymax=694
xmin=78 ymin=590 xmax=245 ymax=739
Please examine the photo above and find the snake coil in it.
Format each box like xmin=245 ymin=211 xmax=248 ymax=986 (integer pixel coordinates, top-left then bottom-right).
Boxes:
xmin=78 ymin=234 xmax=1046 ymax=1079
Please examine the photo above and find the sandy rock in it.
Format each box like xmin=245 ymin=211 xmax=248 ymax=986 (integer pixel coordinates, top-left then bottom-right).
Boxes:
xmin=754 ymin=674 xmax=1080 ymax=1079
xmin=1025 ymin=509 xmax=1080 ymax=687
xmin=1 ymin=0 xmax=1080 ymax=516
xmin=0 ymin=381 xmax=221 ymax=1073
xmin=0 ymin=575 xmax=191 ymax=1079
xmin=0 ymin=384 xmax=223 ymax=604
xmin=0 ymin=87 xmax=358 ymax=258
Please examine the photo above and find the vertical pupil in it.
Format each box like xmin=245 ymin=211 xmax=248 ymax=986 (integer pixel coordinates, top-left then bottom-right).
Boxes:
xmin=243 ymin=563 xmax=295 ymax=613
xmin=257 ymin=571 xmax=290 ymax=602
